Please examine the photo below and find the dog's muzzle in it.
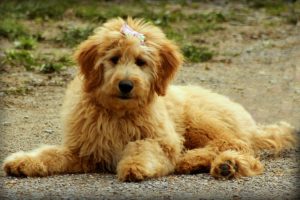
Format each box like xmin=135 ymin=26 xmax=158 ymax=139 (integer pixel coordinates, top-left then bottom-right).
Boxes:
xmin=118 ymin=80 xmax=134 ymax=99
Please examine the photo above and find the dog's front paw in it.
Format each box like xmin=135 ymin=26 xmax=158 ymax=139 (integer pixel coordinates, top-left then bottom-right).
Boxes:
xmin=3 ymin=151 xmax=47 ymax=177
xmin=117 ymin=160 xmax=153 ymax=182
xmin=211 ymin=160 xmax=238 ymax=179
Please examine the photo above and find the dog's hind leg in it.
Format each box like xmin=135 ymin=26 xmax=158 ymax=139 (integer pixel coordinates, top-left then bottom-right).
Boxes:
xmin=3 ymin=145 xmax=91 ymax=177
xmin=176 ymin=138 xmax=259 ymax=178
xmin=175 ymin=147 xmax=216 ymax=174
xmin=210 ymin=150 xmax=263 ymax=179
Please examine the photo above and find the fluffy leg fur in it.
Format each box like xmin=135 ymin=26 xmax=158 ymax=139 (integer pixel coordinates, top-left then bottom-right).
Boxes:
xmin=2 ymin=145 xmax=90 ymax=177
xmin=176 ymin=138 xmax=257 ymax=178
xmin=251 ymin=121 xmax=298 ymax=154
xmin=175 ymin=148 xmax=216 ymax=174
xmin=210 ymin=150 xmax=263 ymax=179
xmin=176 ymin=122 xmax=297 ymax=179
xmin=117 ymin=138 xmax=180 ymax=182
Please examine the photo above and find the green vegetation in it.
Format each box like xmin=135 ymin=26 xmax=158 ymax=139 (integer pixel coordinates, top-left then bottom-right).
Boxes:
xmin=25 ymin=2 xmax=67 ymax=20
xmin=4 ymin=50 xmax=36 ymax=71
xmin=0 ymin=0 xmax=73 ymax=20
xmin=3 ymin=49 xmax=73 ymax=73
xmin=246 ymin=0 xmax=300 ymax=24
xmin=56 ymin=26 xmax=95 ymax=47
xmin=246 ymin=0 xmax=287 ymax=10
xmin=75 ymin=6 xmax=107 ymax=22
xmin=1 ymin=0 xmax=298 ymax=70
xmin=40 ymin=55 xmax=73 ymax=73
xmin=0 ymin=19 xmax=28 ymax=39
xmin=14 ymin=36 xmax=37 ymax=50
xmin=40 ymin=63 xmax=64 ymax=74
xmin=75 ymin=5 xmax=129 ymax=22
xmin=182 ymin=45 xmax=214 ymax=62
xmin=4 ymin=86 xmax=32 ymax=95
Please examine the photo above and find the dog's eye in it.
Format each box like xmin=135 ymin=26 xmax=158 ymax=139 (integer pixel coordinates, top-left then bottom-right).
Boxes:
xmin=135 ymin=58 xmax=146 ymax=67
xmin=110 ymin=56 xmax=120 ymax=65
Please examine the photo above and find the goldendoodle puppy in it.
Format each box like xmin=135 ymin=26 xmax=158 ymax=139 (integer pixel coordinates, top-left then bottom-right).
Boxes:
xmin=3 ymin=18 xmax=298 ymax=181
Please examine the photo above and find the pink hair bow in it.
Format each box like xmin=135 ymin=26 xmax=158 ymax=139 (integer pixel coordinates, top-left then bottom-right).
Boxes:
xmin=121 ymin=23 xmax=145 ymax=45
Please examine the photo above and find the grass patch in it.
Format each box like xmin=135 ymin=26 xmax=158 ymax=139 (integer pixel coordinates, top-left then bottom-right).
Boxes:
xmin=25 ymin=2 xmax=67 ymax=20
xmin=14 ymin=36 xmax=37 ymax=50
xmin=182 ymin=12 xmax=227 ymax=35
xmin=188 ymin=12 xmax=227 ymax=23
xmin=246 ymin=0 xmax=286 ymax=10
xmin=285 ymin=2 xmax=300 ymax=25
xmin=57 ymin=55 xmax=73 ymax=66
xmin=75 ymin=2 xmax=152 ymax=22
xmin=40 ymin=63 xmax=64 ymax=74
xmin=3 ymin=86 xmax=32 ymax=95
xmin=246 ymin=0 xmax=300 ymax=24
xmin=0 ymin=0 xmax=73 ymax=20
xmin=0 ymin=19 xmax=28 ymax=39
xmin=4 ymin=0 xmax=292 ymax=66
xmin=4 ymin=49 xmax=36 ymax=70
xmin=75 ymin=6 xmax=107 ymax=22
xmin=40 ymin=55 xmax=73 ymax=73
xmin=55 ymin=26 xmax=95 ymax=47
xmin=186 ymin=22 xmax=220 ymax=34
xmin=224 ymin=8 xmax=249 ymax=24
xmin=3 ymin=48 xmax=73 ymax=73
xmin=286 ymin=12 xmax=300 ymax=25
xmin=182 ymin=44 xmax=214 ymax=62
xmin=164 ymin=27 xmax=184 ymax=42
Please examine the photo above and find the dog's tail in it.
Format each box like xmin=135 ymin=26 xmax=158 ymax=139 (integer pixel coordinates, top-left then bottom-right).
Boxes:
xmin=251 ymin=121 xmax=298 ymax=154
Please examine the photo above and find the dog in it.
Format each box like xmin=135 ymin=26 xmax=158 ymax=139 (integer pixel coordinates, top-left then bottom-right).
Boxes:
xmin=3 ymin=17 xmax=298 ymax=181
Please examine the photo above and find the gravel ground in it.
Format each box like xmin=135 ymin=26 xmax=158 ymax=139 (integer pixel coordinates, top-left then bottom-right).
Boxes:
xmin=1 ymin=60 xmax=299 ymax=199
xmin=1 ymin=4 xmax=300 ymax=199
xmin=0 ymin=163 xmax=299 ymax=200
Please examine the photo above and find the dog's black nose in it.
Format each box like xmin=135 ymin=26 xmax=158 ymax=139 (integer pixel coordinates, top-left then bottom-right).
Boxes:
xmin=119 ymin=80 xmax=134 ymax=94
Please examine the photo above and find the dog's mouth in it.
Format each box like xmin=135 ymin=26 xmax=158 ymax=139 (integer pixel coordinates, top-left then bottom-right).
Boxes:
xmin=117 ymin=94 xmax=133 ymax=100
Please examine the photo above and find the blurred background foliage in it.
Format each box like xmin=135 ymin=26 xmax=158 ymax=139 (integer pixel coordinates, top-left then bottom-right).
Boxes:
xmin=0 ymin=0 xmax=299 ymax=73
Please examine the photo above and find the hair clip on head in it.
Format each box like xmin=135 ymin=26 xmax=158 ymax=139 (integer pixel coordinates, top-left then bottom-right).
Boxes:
xmin=121 ymin=23 xmax=145 ymax=45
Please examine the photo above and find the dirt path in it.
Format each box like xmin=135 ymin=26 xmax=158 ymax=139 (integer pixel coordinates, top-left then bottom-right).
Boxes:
xmin=1 ymin=30 xmax=300 ymax=199
xmin=1 ymin=1 xmax=300 ymax=199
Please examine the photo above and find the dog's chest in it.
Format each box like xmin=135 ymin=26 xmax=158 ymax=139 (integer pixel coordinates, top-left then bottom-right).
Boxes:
xmin=77 ymin=114 xmax=155 ymax=171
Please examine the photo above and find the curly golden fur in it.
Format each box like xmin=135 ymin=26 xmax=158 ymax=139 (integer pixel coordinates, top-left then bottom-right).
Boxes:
xmin=3 ymin=18 xmax=298 ymax=181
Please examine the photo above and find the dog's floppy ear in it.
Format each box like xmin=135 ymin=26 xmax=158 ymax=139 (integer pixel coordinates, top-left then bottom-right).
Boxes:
xmin=74 ymin=37 xmax=102 ymax=92
xmin=155 ymin=41 xmax=183 ymax=96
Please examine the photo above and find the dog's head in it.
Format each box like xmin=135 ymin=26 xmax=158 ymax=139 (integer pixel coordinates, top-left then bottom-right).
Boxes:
xmin=75 ymin=17 xmax=183 ymax=111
